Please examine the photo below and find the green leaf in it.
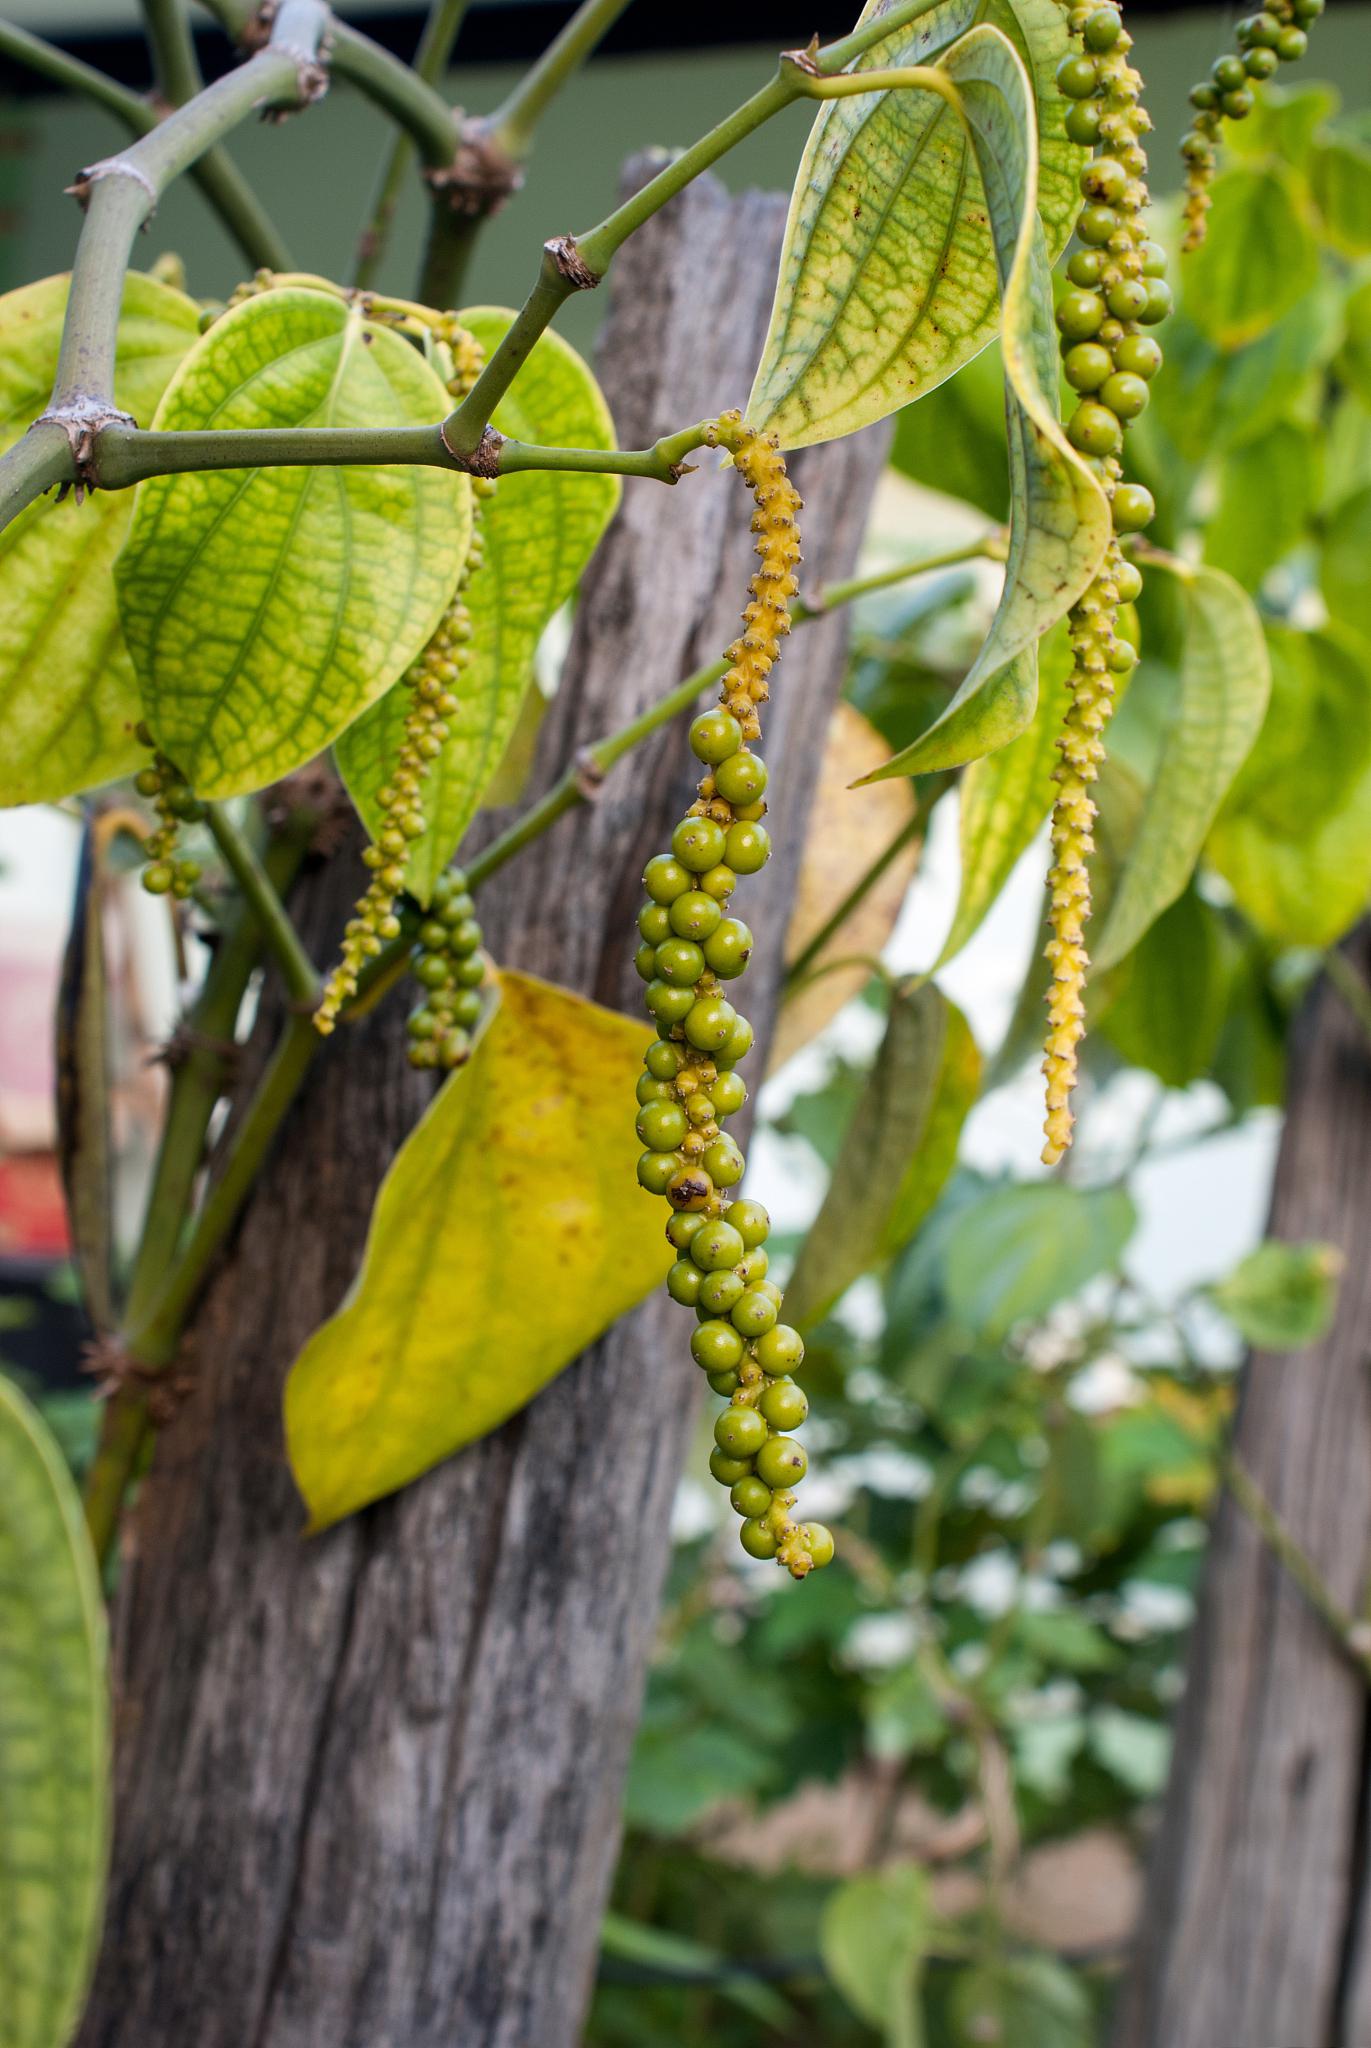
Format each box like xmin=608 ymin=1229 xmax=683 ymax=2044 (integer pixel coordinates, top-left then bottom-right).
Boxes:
xmin=0 ymin=271 xmax=200 ymax=807
xmin=0 ymin=1372 xmax=109 ymax=2048
xmin=748 ymin=0 xmax=1085 ymax=448
xmin=889 ymin=337 xmax=1011 ymax=520
xmin=941 ymin=1180 xmax=1136 ymax=1339
xmin=118 ymin=287 xmax=471 ymax=798
xmin=1204 ymin=422 xmax=1318 ymax=589
xmin=1321 ymin=483 xmax=1371 ymax=648
xmin=1225 ymin=79 xmax=1339 ymax=169
xmin=821 ymin=1863 xmax=931 ymax=2048
xmin=337 ymin=309 xmax=619 ymax=903
xmin=851 ymin=26 xmax=1109 ymax=780
xmin=599 ymin=1914 xmax=794 ymax=2031
xmin=934 ymin=620 xmax=1072 ymax=966
xmin=1090 ymin=1706 xmax=1169 ymax=1795
xmin=785 ymin=983 xmax=980 ymax=1329
xmin=1014 ymin=1607 xmax=1120 ymax=1673
xmin=1208 ymin=1239 xmax=1343 ymax=1351
xmin=1310 ymin=135 xmax=1371 ymax=256
xmin=1099 ymin=888 xmax=1232 ymax=1090
xmin=1092 ymin=561 xmax=1269 ymax=972
xmin=1183 ymin=166 xmax=1321 ymax=350
xmin=284 ymin=970 xmax=666 ymax=1529
xmin=1208 ymin=626 xmax=1371 ymax=948
xmin=1152 ymin=287 xmax=1342 ymax=464
xmin=55 ymin=820 xmax=117 ymax=1332
xmin=949 ymin=1953 xmax=1092 ymax=2048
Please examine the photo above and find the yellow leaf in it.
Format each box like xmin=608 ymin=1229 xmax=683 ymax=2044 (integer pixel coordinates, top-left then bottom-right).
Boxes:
xmin=771 ymin=703 xmax=920 ymax=1070
xmin=285 ymin=970 xmax=666 ymax=1529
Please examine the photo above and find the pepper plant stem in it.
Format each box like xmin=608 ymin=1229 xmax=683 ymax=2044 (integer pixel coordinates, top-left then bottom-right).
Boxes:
xmin=485 ymin=0 xmax=635 ymax=158
xmin=204 ymin=804 xmax=320 ymax=1004
xmin=353 ymin=0 xmax=472 ymax=289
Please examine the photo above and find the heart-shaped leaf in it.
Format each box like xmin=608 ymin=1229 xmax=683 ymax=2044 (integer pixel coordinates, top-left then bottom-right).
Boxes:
xmin=852 ymin=25 xmax=1109 ymax=780
xmin=1093 ymin=560 xmax=1269 ymax=971
xmin=0 ymin=272 xmax=200 ymax=807
xmin=822 ymin=1863 xmax=931 ymax=2048
xmin=0 ymin=1373 xmax=109 ymax=2048
xmin=785 ymin=981 xmax=980 ymax=1329
xmin=337 ymin=309 xmax=619 ymax=902
xmin=284 ymin=970 xmax=667 ymax=1529
xmin=748 ymin=0 xmax=1086 ymax=447
xmin=933 ymin=619 xmax=1072 ymax=966
xmin=118 ymin=287 xmax=471 ymax=798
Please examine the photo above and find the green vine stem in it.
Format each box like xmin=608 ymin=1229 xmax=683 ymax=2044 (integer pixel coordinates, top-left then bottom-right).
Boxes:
xmin=782 ymin=810 xmax=926 ymax=994
xmin=1222 ymin=1450 xmax=1371 ymax=1682
xmin=204 ymin=804 xmax=320 ymax=1004
xmin=353 ymin=0 xmax=472 ymax=290
xmin=486 ymin=0 xmax=634 ymax=157
xmin=0 ymin=18 xmax=293 ymax=270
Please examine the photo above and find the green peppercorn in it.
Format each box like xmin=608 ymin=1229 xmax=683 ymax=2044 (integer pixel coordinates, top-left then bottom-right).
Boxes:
xmin=1139 ymin=277 xmax=1173 ymax=324
xmin=702 ymin=1136 xmax=746 ymax=1188
xmin=699 ymin=863 xmax=737 ymax=901
xmin=801 ymin=1524 xmax=835 ymax=1569
xmin=669 ymin=889 xmax=723 ymax=941
xmin=1076 ymin=204 xmax=1120 ymax=246
xmin=1056 ymin=52 xmax=1099 ymax=97
xmin=1244 ymin=45 xmax=1279 ymax=76
xmin=1100 ymin=370 xmax=1150 ymax=419
xmin=723 ymin=820 xmax=771 ymax=874
xmin=1056 ymin=289 xmax=1106 ymax=341
xmin=700 ymin=1268 xmax=746 ymax=1315
xmin=756 ymin=1436 xmax=807 ymax=1489
xmin=1277 ymin=24 xmax=1308 ymax=57
xmin=1083 ymin=4 xmax=1122 ymax=48
xmin=690 ymin=708 xmax=744 ymax=764
xmin=142 ymin=861 xmax=175 ymax=895
xmin=644 ymin=854 xmax=690 ymax=903
xmin=703 ymin=918 xmax=753 ymax=979
xmin=1067 ymin=249 xmax=1106 ymax=288
xmin=672 ymin=816 xmax=728 ymax=872
xmin=646 ymin=1039 xmax=685 ymax=1081
xmin=715 ymin=1406 xmax=767 ymax=1457
xmin=1113 ymin=333 xmax=1162 ymax=379
xmin=656 ymin=938 xmax=707 ymax=987
xmin=1064 ymin=342 xmax=1112 ymax=392
xmin=1064 ymin=100 xmax=1103 ymax=146
xmin=1068 ymin=401 xmax=1123 ymax=456
xmin=667 ymin=1211 xmax=706 ymax=1249
xmin=1115 ymin=559 xmax=1143 ymax=604
xmin=637 ymin=1151 xmax=681 ymax=1195
xmin=692 ymin=1321 xmax=746 ymax=1372
xmin=1106 ymin=278 xmax=1149 ymax=321
xmin=638 ymin=902 xmax=672 ymax=945
xmin=635 ymin=942 xmax=658 ymax=983
xmin=732 ymin=1289 xmax=779 ymax=1338
xmin=724 ymin=1198 xmax=769 ymax=1246
xmin=1189 ymin=82 xmax=1219 ymax=109
xmin=685 ymin=995 xmax=737 ymax=1051
xmin=413 ymin=952 xmax=450 ymax=989
xmin=1081 ymin=157 xmax=1128 ymax=206
xmin=667 ymin=1259 xmax=704 ymax=1306
xmin=1139 ymin=240 xmax=1167 ymax=277
xmin=738 ymin=1249 xmax=770 ymax=1286
xmin=717 ymin=1015 xmax=755 ymax=1067
xmin=637 ymin=1099 xmax=688 ymax=1151
xmin=731 ymin=1476 xmax=773 ymax=1519
xmin=740 ymin=1518 xmax=778 ymax=1559
xmin=1221 ymin=87 xmax=1254 ymax=116
xmin=1112 ymin=482 xmax=1156 ymax=532
xmin=1108 ymin=638 xmax=1138 ymax=674
xmin=645 ymin=980 xmax=696 ymax=1025
xmin=1211 ymin=53 xmax=1247 ymax=90
xmin=709 ymin=1447 xmax=752 ymax=1486
xmin=756 ymin=1324 xmax=805 ymax=1375
xmin=760 ymin=1381 xmax=809 ymax=1431
xmin=710 ymin=1071 xmax=748 ymax=1117
xmin=714 ymin=751 xmax=769 ymax=806
xmin=691 ymin=1219 xmax=746 ymax=1271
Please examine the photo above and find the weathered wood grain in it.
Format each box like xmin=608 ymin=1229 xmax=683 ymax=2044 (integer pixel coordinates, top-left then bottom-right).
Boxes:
xmin=78 ymin=166 xmax=888 ymax=2048
xmin=1114 ymin=926 xmax=1371 ymax=2048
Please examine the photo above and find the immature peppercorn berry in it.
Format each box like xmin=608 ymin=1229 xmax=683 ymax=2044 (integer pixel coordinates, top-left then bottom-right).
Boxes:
xmin=1043 ymin=2 xmax=1167 ymax=1166
xmin=631 ymin=414 xmax=831 ymax=1581
xmin=402 ymin=865 xmax=488 ymax=1070
xmin=1179 ymin=0 xmax=1322 ymax=247
xmin=133 ymin=722 xmax=204 ymax=900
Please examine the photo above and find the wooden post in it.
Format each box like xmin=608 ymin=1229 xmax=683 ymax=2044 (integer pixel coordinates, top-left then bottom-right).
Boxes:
xmin=78 ymin=167 xmax=888 ymax=2048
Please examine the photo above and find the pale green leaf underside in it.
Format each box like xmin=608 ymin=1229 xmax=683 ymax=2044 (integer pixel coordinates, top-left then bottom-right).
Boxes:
xmin=933 ymin=617 xmax=1072 ymax=965
xmin=337 ymin=308 xmax=618 ymax=904
xmin=284 ymin=971 xmax=665 ymax=1530
xmin=856 ymin=25 xmax=1109 ymax=780
xmin=118 ymin=288 xmax=471 ymax=798
xmin=0 ymin=272 xmax=200 ymax=807
xmin=0 ymin=1373 xmax=109 ymax=2048
xmin=1093 ymin=561 xmax=1270 ymax=971
xmin=747 ymin=0 xmax=1086 ymax=450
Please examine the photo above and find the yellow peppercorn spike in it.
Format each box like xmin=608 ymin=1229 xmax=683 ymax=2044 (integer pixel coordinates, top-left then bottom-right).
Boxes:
xmin=636 ymin=417 xmax=830 ymax=1581
xmin=316 ymin=323 xmax=493 ymax=1040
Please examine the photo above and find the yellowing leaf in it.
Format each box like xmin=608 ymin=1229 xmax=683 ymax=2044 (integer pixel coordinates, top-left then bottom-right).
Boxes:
xmin=337 ymin=309 xmax=619 ymax=903
xmin=118 ymin=287 xmax=471 ymax=798
xmin=785 ymin=982 xmax=980 ymax=1330
xmin=1093 ymin=561 xmax=1269 ymax=972
xmin=0 ymin=272 xmax=200 ymax=806
xmin=0 ymin=1374 xmax=109 ymax=2048
xmin=285 ymin=970 xmax=666 ymax=1529
xmin=772 ymin=702 xmax=920 ymax=1070
xmin=851 ymin=26 xmax=1109 ymax=779
xmin=1207 ymin=626 xmax=1371 ymax=948
xmin=748 ymin=0 xmax=1085 ymax=447
xmin=933 ymin=619 xmax=1072 ymax=966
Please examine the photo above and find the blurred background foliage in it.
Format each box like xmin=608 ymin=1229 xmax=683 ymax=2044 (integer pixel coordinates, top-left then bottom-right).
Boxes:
xmin=586 ymin=79 xmax=1368 ymax=2045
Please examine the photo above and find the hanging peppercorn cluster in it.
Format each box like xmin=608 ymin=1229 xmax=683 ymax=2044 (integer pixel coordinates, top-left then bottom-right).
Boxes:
xmin=1180 ymin=0 xmax=1323 ymax=248
xmin=1045 ymin=3 xmax=1167 ymax=1166
xmin=315 ymin=323 xmax=493 ymax=1048
xmin=133 ymin=722 xmax=204 ymax=899
xmin=632 ymin=411 xmax=833 ymax=1581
